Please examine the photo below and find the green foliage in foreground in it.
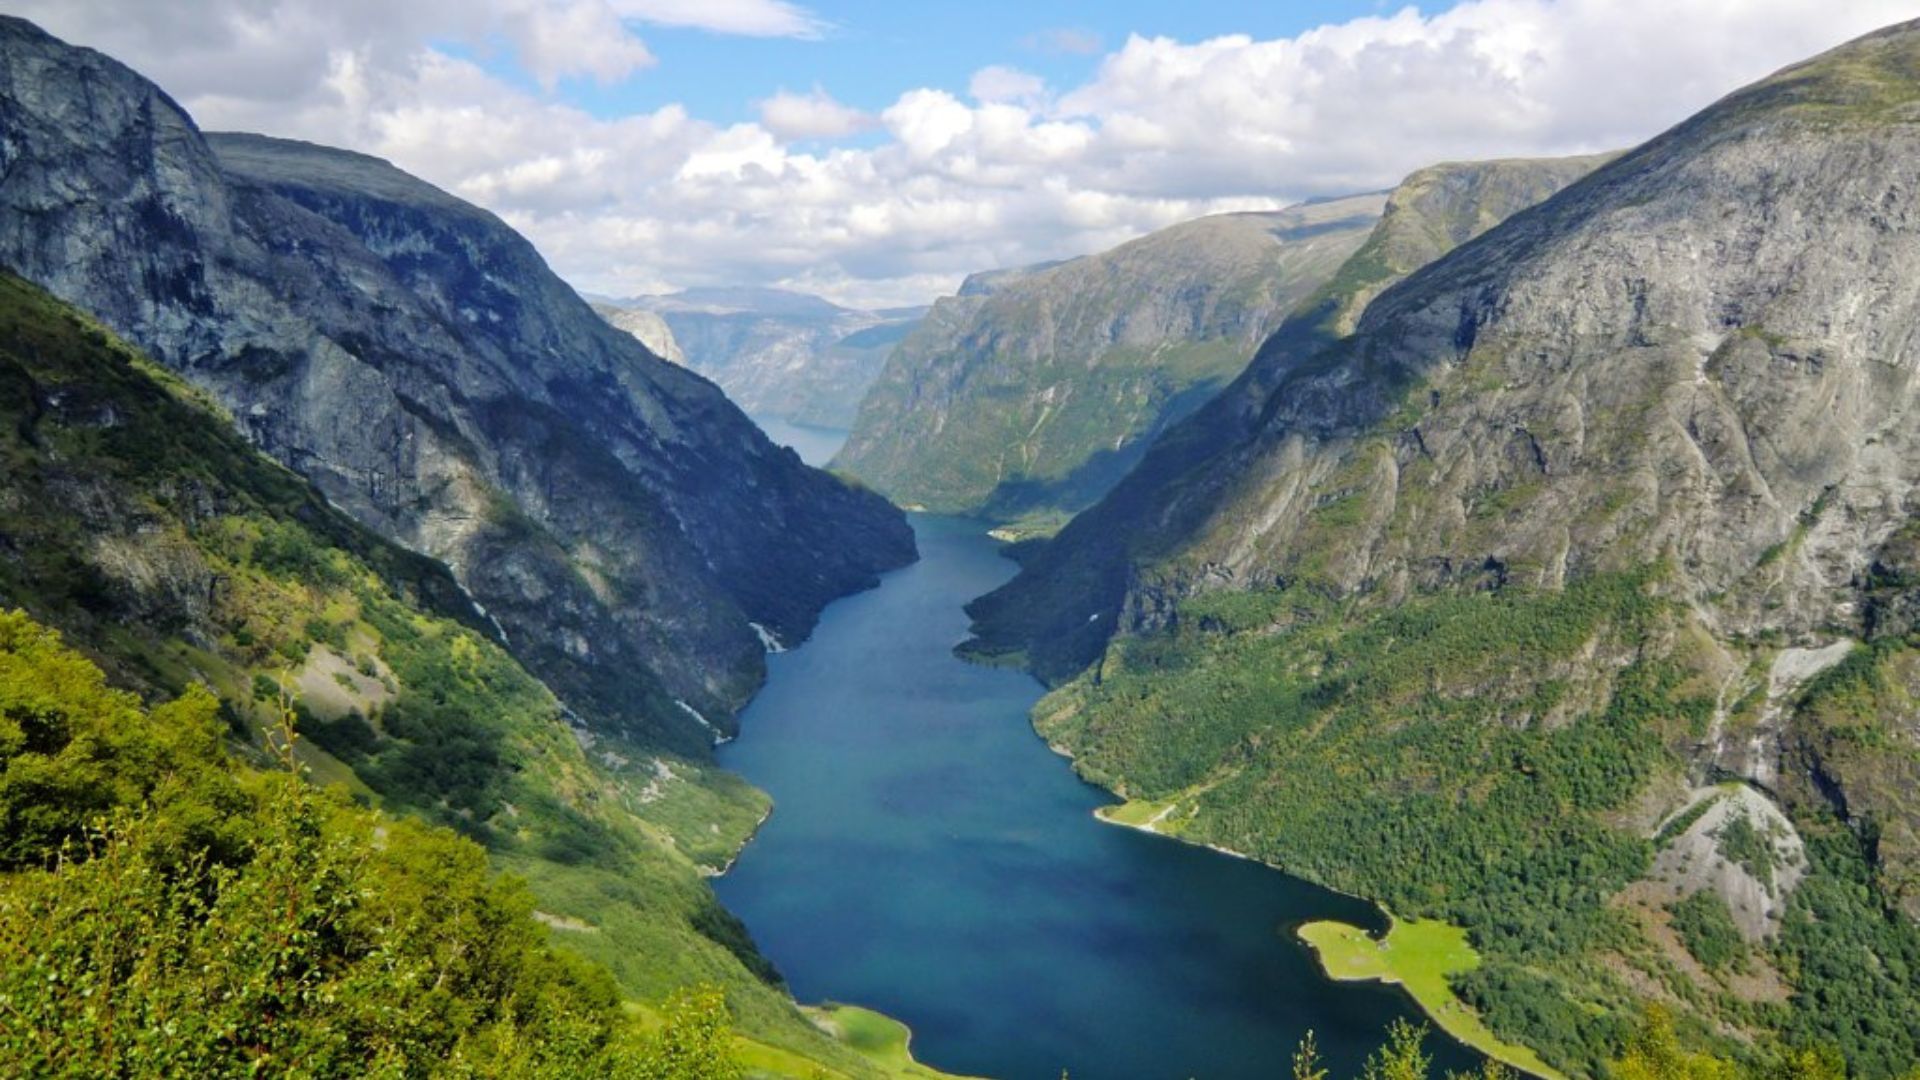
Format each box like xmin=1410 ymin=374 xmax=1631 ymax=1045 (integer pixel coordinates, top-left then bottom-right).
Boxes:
xmin=0 ymin=273 xmax=886 ymax=1077
xmin=1302 ymin=1011 xmax=1877 ymax=1080
xmin=0 ymin=610 xmax=741 ymax=1078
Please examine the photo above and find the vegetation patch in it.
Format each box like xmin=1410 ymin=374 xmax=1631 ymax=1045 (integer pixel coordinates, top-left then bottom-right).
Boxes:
xmin=1666 ymin=890 xmax=1748 ymax=974
xmin=1032 ymin=560 xmax=1920 ymax=1073
xmin=1298 ymin=918 xmax=1566 ymax=1080
xmin=805 ymin=1005 xmax=978 ymax=1080
xmin=0 ymin=273 xmax=891 ymax=1078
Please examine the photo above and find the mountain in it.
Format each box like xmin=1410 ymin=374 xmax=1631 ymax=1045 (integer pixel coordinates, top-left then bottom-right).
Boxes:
xmin=831 ymin=194 xmax=1388 ymax=527
xmin=0 ymin=270 xmax=925 ymax=1077
xmin=964 ymin=153 xmax=1609 ymax=679
xmin=608 ymin=286 xmax=925 ymax=429
xmin=969 ymin=22 xmax=1920 ymax=1075
xmin=594 ymin=302 xmax=686 ymax=364
xmin=0 ymin=18 xmax=914 ymax=752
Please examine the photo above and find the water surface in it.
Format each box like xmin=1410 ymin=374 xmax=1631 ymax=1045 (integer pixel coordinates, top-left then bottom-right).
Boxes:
xmin=752 ymin=415 xmax=849 ymax=467
xmin=717 ymin=516 xmax=1476 ymax=1079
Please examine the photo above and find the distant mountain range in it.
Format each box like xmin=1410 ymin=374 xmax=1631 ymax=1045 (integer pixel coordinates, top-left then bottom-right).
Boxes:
xmin=595 ymin=286 xmax=925 ymax=429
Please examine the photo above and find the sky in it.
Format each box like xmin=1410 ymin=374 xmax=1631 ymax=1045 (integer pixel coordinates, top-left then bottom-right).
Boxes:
xmin=18 ymin=0 xmax=1920 ymax=309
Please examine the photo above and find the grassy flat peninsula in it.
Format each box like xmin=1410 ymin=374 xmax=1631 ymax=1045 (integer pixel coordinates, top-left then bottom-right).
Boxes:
xmin=1297 ymin=919 xmax=1565 ymax=1080
xmin=796 ymin=1006 xmax=981 ymax=1080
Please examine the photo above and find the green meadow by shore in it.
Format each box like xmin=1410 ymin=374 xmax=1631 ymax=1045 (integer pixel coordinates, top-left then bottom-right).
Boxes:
xmin=1297 ymin=918 xmax=1565 ymax=1080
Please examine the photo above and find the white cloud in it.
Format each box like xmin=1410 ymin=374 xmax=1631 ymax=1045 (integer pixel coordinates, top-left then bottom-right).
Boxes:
xmin=11 ymin=0 xmax=1919 ymax=309
xmin=969 ymin=65 xmax=1047 ymax=106
xmin=509 ymin=2 xmax=656 ymax=87
xmin=758 ymin=86 xmax=872 ymax=140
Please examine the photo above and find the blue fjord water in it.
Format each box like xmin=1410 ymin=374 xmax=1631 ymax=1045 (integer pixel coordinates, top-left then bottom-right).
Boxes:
xmin=730 ymin=421 xmax=1476 ymax=1079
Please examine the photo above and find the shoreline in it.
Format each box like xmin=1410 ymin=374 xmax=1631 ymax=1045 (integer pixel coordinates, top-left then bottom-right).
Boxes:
xmin=700 ymin=802 xmax=774 ymax=878
xmin=1294 ymin=917 xmax=1565 ymax=1080
xmin=1082 ymin=783 xmax=1559 ymax=1080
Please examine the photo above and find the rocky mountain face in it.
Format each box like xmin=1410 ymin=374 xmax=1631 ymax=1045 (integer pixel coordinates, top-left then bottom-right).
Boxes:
xmin=832 ymin=195 xmax=1387 ymax=525
xmin=594 ymin=302 xmax=686 ymax=364
xmin=604 ymin=287 xmax=923 ymax=429
xmin=965 ymin=154 xmax=1607 ymax=677
xmin=0 ymin=18 xmax=914 ymax=751
xmin=976 ymin=22 xmax=1920 ymax=1075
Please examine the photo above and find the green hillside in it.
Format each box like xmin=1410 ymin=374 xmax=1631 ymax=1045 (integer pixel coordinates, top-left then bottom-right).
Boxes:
xmin=0 ymin=271 xmax=934 ymax=1079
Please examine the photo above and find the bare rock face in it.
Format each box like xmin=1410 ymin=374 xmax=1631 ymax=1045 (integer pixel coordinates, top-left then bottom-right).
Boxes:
xmin=594 ymin=304 xmax=686 ymax=365
xmin=1650 ymin=786 xmax=1808 ymax=940
xmin=984 ymin=29 xmax=1920 ymax=657
xmin=834 ymin=196 xmax=1388 ymax=521
xmin=0 ymin=18 xmax=913 ymax=751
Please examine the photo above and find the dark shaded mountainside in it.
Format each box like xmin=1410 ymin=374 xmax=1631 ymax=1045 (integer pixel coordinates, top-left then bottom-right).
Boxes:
xmin=833 ymin=194 xmax=1390 ymax=528
xmin=0 ymin=17 xmax=913 ymax=754
xmin=599 ymin=287 xmax=924 ymax=429
xmin=971 ymin=20 xmax=1920 ymax=1077
xmin=0 ymin=272 xmax=913 ymax=1077
xmin=0 ymin=16 xmax=931 ymax=1079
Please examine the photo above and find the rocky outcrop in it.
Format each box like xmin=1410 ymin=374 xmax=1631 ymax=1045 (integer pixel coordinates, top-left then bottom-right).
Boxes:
xmin=834 ymin=195 xmax=1388 ymax=522
xmin=594 ymin=303 xmax=685 ymax=365
xmin=1649 ymin=786 xmax=1808 ymax=941
xmin=964 ymin=155 xmax=1605 ymax=678
xmin=0 ymin=17 xmax=914 ymax=751
xmin=609 ymin=287 xmax=922 ymax=429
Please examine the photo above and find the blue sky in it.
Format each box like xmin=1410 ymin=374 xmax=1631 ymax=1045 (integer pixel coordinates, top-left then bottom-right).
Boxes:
xmin=25 ymin=0 xmax=1917 ymax=306
xmin=516 ymin=2 xmax=1404 ymax=127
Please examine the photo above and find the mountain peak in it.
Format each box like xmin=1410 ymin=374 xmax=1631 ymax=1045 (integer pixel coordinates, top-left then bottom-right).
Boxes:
xmin=639 ymin=285 xmax=847 ymax=317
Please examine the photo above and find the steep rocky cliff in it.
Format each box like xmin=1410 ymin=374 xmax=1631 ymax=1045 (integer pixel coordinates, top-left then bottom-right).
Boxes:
xmin=594 ymin=302 xmax=686 ymax=365
xmin=976 ymin=22 xmax=1920 ymax=1075
xmin=0 ymin=18 xmax=914 ymax=750
xmin=965 ymin=155 xmax=1606 ymax=677
xmin=610 ymin=287 xmax=922 ymax=429
xmin=833 ymin=195 xmax=1387 ymax=524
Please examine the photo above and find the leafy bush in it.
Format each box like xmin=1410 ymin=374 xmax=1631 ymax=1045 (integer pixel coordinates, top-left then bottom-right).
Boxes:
xmin=0 ymin=609 xmax=744 ymax=1079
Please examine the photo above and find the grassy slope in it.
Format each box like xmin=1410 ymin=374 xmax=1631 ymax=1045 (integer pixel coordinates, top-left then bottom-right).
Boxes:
xmin=854 ymin=337 xmax=1250 ymax=519
xmin=801 ymin=1007 xmax=982 ymax=1080
xmin=0 ymin=272 xmax=936 ymax=1079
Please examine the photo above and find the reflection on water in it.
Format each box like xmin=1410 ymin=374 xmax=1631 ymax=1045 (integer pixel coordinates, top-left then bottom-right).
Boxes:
xmin=716 ymin=515 xmax=1477 ymax=1080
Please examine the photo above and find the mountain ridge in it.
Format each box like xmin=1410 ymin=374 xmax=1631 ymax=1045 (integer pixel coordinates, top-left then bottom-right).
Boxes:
xmin=833 ymin=193 xmax=1389 ymax=525
xmin=968 ymin=19 xmax=1920 ymax=1075
xmin=602 ymin=286 xmax=923 ymax=428
xmin=0 ymin=17 xmax=914 ymax=751
xmin=963 ymin=152 xmax=1611 ymax=678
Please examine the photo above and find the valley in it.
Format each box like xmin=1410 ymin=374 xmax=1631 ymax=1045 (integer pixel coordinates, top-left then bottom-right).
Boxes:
xmin=712 ymin=514 xmax=1479 ymax=1080
xmin=3 ymin=6 xmax=1920 ymax=1080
